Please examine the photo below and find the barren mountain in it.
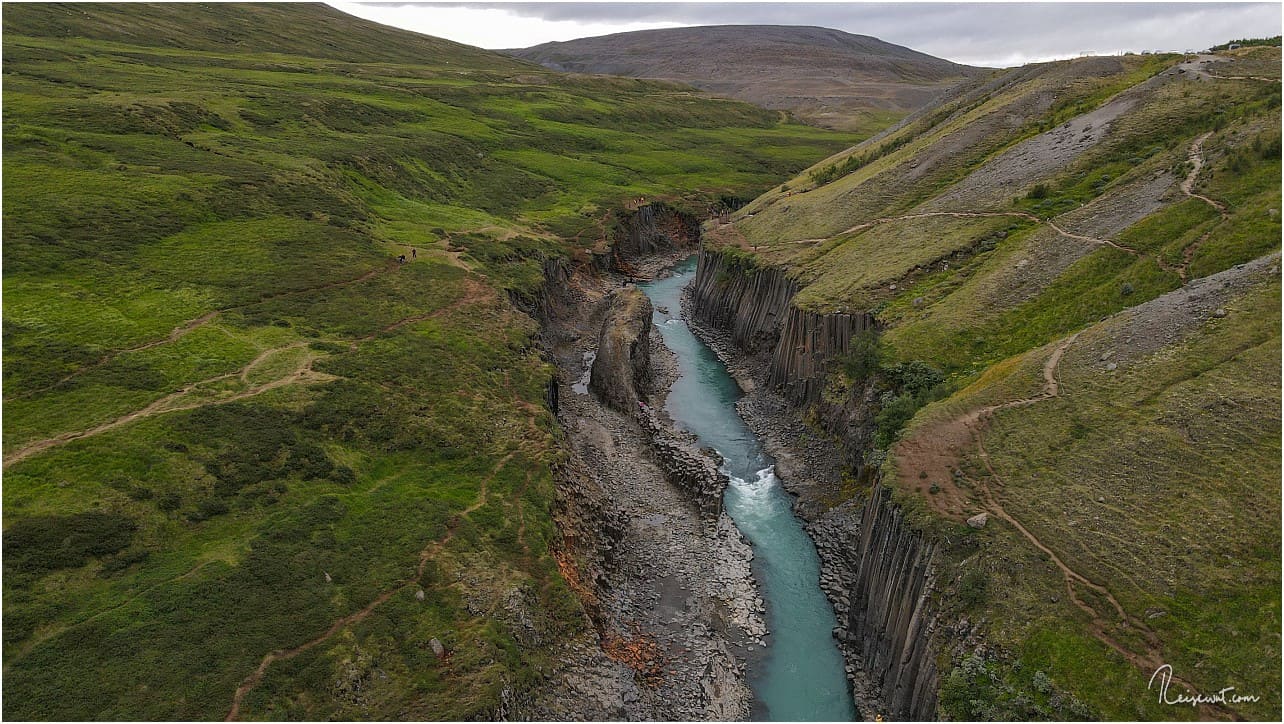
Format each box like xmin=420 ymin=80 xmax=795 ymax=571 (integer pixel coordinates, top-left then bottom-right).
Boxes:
xmin=508 ymin=25 xmax=981 ymax=132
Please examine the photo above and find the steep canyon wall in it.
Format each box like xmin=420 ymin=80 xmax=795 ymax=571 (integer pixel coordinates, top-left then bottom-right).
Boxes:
xmin=691 ymin=246 xmax=942 ymax=720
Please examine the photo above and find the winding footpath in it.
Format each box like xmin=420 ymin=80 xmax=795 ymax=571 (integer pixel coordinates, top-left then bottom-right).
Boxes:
xmin=786 ymin=128 xmax=1227 ymax=285
xmin=224 ymin=451 xmax=517 ymax=721
xmin=3 ymin=278 xmax=494 ymax=470
xmin=3 ymin=343 xmax=330 ymax=469
xmin=925 ymin=333 xmax=1234 ymax=720
xmin=5 ymin=262 xmax=398 ymax=404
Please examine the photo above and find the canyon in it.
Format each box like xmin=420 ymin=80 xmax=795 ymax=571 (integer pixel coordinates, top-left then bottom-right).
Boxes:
xmin=526 ymin=204 xmax=939 ymax=720
xmin=4 ymin=4 xmax=1278 ymax=720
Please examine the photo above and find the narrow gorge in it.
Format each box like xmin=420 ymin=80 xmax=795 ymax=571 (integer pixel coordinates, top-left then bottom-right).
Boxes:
xmin=528 ymin=205 xmax=944 ymax=721
xmin=688 ymin=247 xmax=944 ymax=721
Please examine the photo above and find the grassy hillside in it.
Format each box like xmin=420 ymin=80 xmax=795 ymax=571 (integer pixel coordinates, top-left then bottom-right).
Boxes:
xmin=509 ymin=24 xmax=977 ymax=133
xmin=1 ymin=4 xmax=863 ymax=719
xmin=708 ymin=46 xmax=1281 ymax=719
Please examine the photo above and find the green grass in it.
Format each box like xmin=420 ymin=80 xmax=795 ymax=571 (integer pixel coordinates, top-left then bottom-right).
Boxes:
xmin=972 ymin=277 xmax=1281 ymax=719
xmin=2 ymin=4 xmax=869 ymax=719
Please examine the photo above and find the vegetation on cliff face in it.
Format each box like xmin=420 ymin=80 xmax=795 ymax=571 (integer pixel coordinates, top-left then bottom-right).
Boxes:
xmin=1 ymin=4 xmax=865 ymax=719
xmin=704 ymin=45 xmax=1281 ymax=720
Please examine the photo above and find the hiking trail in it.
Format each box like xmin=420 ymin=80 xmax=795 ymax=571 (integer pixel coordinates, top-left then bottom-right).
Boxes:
xmin=224 ymin=452 xmax=516 ymax=721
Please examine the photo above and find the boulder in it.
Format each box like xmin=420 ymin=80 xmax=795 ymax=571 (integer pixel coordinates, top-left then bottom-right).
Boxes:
xmin=966 ymin=512 xmax=989 ymax=529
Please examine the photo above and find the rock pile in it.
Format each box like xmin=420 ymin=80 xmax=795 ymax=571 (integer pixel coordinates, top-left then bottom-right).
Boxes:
xmin=637 ymin=407 xmax=727 ymax=518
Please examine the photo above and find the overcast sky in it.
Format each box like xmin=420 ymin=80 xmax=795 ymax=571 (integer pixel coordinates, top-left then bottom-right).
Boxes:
xmin=329 ymin=1 xmax=1281 ymax=67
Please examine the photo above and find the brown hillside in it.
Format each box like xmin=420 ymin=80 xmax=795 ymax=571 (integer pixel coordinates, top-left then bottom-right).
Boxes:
xmin=508 ymin=25 xmax=981 ymax=131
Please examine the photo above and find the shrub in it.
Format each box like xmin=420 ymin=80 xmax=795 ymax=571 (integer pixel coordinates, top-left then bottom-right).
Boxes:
xmin=99 ymin=549 xmax=151 ymax=578
xmin=841 ymin=331 xmax=883 ymax=382
xmin=873 ymin=360 xmax=953 ymax=448
xmin=959 ymin=568 xmax=989 ymax=608
xmin=187 ymin=498 xmax=230 ymax=522
xmin=4 ymin=513 xmax=137 ymax=575
xmin=156 ymin=491 xmax=182 ymax=512
xmin=884 ymin=360 xmax=946 ymax=397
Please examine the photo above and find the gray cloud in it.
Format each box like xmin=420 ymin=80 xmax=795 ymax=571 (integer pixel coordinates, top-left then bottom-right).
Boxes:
xmin=360 ymin=2 xmax=1282 ymax=66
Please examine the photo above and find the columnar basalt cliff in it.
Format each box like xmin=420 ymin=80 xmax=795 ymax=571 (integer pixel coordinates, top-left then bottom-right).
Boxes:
xmin=610 ymin=202 xmax=702 ymax=260
xmin=767 ymin=306 xmax=874 ymax=403
xmin=582 ymin=202 xmax=703 ymax=274
xmin=820 ymin=488 xmax=940 ymax=719
xmin=688 ymin=249 xmax=796 ymax=359
xmin=691 ymin=246 xmax=942 ymax=720
xmin=689 ymin=248 xmax=874 ymax=402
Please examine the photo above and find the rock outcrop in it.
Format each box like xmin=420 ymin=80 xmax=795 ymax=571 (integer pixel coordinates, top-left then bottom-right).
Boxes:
xmin=638 ymin=408 xmax=726 ymax=518
xmin=588 ymin=282 xmax=729 ymax=518
xmin=589 ymin=288 xmax=654 ymax=413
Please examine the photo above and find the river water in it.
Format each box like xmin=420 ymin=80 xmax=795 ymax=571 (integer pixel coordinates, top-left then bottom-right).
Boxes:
xmin=639 ymin=257 xmax=855 ymax=721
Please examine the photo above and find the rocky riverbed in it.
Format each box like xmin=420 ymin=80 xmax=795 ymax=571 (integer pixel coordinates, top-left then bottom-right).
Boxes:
xmin=525 ymin=254 xmax=766 ymax=720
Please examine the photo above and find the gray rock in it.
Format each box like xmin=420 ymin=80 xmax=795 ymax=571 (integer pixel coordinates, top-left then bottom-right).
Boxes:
xmin=415 ymin=588 xmax=426 ymax=601
xmin=429 ymin=638 xmax=445 ymax=658
xmin=1105 ymin=362 xmax=1118 ymax=371
xmin=1212 ymin=307 xmax=1228 ymax=318
xmin=966 ymin=512 xmax=989 ymax=529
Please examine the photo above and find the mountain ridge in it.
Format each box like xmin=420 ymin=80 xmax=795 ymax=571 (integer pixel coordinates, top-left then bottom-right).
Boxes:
xmin=507 ymin=24 xmax=981 ymax=131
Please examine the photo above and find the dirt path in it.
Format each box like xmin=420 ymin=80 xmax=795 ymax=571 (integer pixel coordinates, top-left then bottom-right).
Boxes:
xmin=1168 ymin=132 xmax=1234 ymax=281
xmin=224 ymin=452 xmax=516 ymax=721
xmin=5 ymin=278 xmax=496 ymax=470
xmin=967 ymin=406 xmax=1232 ymax=720
xmin=782 ymin=115 xmax=1245 ymax=284
xmin=895 ymin=333 xmax=1080 ymax=517
xmin=796 ymin=210 xmax=1150 ymax=259
xmin=788 ymin=200 xmax=1202 ymax=282
xmin=7 ymin=263 xmax=399 ymax=404
xmin=1206 ymin=73 xmax=1280 ymax=82
xmin=793 ymin=210 xmax=1042 ymax=244
xmin=3 ymin=344 xmax=331 ymax=469
xmin=7 ymin=311 xmax=222 ymax=403
xmin=1181 ymin=132 xmax=1228 ymax=217
xmin=897 ymin=331 xmax=1232 ymax=719
xmin=348 ymin=278 xmax=493 ymax=349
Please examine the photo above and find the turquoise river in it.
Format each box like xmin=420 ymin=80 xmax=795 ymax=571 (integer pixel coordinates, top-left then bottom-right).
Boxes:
xmin=639 ymin=257 xmax=856 ymax=721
